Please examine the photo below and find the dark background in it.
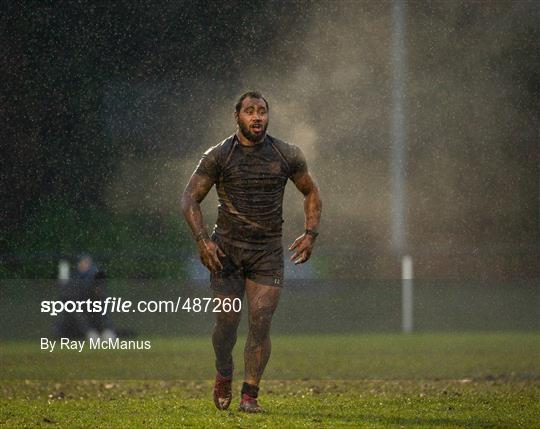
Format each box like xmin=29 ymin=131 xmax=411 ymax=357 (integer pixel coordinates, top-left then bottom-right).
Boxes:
xmin=2 ymin=1 xmax=538 ymax=280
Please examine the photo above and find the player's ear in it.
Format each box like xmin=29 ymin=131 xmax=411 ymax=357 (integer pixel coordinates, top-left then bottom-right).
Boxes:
xmin=234 ymin=111 xmax=239 ymax=122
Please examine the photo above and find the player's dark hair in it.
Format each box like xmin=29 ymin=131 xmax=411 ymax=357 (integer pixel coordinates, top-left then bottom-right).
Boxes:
xmin=235 ymin=91 xmax=269 ymax=113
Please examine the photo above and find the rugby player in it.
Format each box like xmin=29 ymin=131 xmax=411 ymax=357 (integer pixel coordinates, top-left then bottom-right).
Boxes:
xmin=181 ymin=91 xmax=322 ymax=412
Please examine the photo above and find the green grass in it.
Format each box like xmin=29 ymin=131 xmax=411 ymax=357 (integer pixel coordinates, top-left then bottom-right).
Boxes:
xmin=1 ymin=333 xmax=539 ymax=428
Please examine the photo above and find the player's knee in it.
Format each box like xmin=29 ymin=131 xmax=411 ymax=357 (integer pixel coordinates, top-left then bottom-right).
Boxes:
xmin=215 ymin=311 xmax=240 ymax=330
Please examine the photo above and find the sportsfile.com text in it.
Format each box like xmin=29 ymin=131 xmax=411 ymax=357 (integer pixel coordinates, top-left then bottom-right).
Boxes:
xmin=41 ymin=297 xmax=242 ymax=316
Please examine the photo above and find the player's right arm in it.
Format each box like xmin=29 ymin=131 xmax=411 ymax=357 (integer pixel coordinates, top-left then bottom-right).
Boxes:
xmin=180 ymin=173 xmax=225 ymax=273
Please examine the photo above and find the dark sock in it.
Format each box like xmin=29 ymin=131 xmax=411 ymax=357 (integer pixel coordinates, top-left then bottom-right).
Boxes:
xmin=241 ymin=382 xmax=259 ymax=398
xmin=216 ymin=359 xmax=233 ymax=378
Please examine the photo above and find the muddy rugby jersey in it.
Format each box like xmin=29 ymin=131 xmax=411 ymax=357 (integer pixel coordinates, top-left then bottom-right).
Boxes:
xmin=194 ymin=134 xmax=307 ymax=249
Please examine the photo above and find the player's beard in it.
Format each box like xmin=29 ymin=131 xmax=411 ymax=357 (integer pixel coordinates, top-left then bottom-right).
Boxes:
xmin=238 ymin=120 xmax=267 ymax=143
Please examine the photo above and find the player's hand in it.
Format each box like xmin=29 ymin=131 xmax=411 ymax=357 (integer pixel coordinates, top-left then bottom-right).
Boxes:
xmin=288 ymin=233 xmax=315 ymax=265
xmin=197 ymin=239 xmax=225 ymax=273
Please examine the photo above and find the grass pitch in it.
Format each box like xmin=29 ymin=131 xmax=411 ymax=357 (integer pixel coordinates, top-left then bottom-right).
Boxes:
xmin=1 ymin=332 xmax=539 ymax=428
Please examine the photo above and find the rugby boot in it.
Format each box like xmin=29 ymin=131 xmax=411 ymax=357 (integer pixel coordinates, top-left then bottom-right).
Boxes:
xmin=213 ymin=371 xmax=233 ymax=410
xmin=238 ymin=393 xmax=265 ymax=413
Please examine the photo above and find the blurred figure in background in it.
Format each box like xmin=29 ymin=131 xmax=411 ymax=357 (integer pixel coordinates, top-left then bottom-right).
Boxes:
xmin=55 ymin=254 xmax=117 ymax=341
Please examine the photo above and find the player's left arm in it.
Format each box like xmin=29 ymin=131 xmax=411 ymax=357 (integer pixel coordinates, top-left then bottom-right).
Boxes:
xmin=289 ymin=170 xmax=322 ymax=264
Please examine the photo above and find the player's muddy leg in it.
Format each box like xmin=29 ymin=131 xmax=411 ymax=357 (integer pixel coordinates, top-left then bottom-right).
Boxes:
xmin=212 ymin=291 xmax=242 ymax=410
xmin=243 ymin=279 xmax=281 ymax=387
xmin=212 ymin=291 xmax=242 ymax=375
